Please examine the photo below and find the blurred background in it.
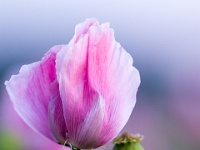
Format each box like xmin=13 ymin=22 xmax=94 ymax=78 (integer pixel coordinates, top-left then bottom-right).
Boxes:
xmin=0 ymin=0 xmax=200 ymax=149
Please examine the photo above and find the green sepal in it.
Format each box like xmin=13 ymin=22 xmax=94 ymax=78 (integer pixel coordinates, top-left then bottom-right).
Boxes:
xmin=113 ymin=142 xmax=144 ymax=150
xmin=113 ymin=132 xmax=144 ymax=150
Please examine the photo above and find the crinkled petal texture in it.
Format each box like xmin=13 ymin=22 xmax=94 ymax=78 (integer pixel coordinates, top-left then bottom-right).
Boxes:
xmin=56 ymin=19 xmax=140 ymax=149
xmin=5 ymin=45 xmax=67 ymax=143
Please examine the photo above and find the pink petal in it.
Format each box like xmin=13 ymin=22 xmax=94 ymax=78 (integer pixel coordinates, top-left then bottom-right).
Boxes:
xmin=56 ymin=19 xmax=140 ymax=149
xmin=1 ymin=89 xmax=66 ymax=150
xmin=56 ymin=18 xmax=98 ymax=79
xmin=48 ymin=80 xmax=67 ymax=144
xmin=57 ymin=33 xmax=101 ymax=148
xmin=5 ymin=45 xmax=66 ymax=142
xmin=70 ymin=18 xmax=99 ymax=44
xmin=87 ymin=23 xmax=140 ymax=144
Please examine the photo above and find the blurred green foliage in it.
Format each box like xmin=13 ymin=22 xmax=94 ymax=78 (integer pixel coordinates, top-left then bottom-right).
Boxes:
xmin=0 ymin=130 xmax=23 ymax=150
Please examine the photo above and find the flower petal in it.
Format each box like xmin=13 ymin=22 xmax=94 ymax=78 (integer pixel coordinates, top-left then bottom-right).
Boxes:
xmin=87 ymin=23 xmax=140 ymax=144
xmin=48 ymin=80 xmax=67 ymax=144
xmin=56 ymin=18 xmax=99 ymax=80
xmin=70 ymin=18 xmax=99 ymax=44
xmin=57 ymin=33 xmax=102 ymax=148
xmin=5 ymin=45 xmax=64 ymax=142
xmin=75 ymin=95 xmax=105 ymax=148
xmin=56 ymin=19 xmax=140 ymax=149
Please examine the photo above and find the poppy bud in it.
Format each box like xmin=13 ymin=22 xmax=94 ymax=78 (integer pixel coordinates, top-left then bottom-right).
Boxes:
xmin=113 ymin=132 xmax=144 ymax=150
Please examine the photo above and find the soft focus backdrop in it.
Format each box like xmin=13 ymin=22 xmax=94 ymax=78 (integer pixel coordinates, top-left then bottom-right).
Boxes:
xmin=0 ymin=0 xmax=200 ymax=150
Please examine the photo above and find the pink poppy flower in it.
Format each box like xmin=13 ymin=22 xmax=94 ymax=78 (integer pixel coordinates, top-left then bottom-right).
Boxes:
xmin=5 ymin=18 xmax=140 ymax=149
